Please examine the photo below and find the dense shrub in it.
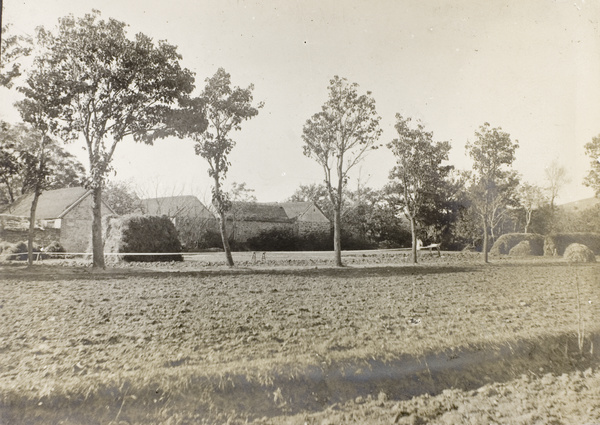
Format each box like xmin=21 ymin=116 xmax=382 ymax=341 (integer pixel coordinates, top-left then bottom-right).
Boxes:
xmin=43 ymin=241 xmax=66 ymax=259
xmin=0 ymin=241 xmax=42 ymax=261
xmin=247 ymin=228 xmax=298 ymax=251
xmin=245 ymin=229 xmax=333 ymax=252
xmin=490 ymin=233 xmax=544 ymax=256
xmin=563 ymin=243 xmax=596 ymax=263
xmin=508 ymin=240 xmax=532 ymax=257
xmin=104 ymin=215 xmax=183 ymax=262
xmin=544 ymin=233 xmax=600 ymax=256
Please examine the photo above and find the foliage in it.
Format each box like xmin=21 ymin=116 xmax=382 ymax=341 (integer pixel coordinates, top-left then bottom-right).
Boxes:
xmin=246 ymin=228 xmax=298 ymax=251
xmin=544 ymin=160 xmax=569 ymax=209
xmin=104 ymin=180 xmax=142 ymax=215
xmin=246 ymin=228 xmax=336 ymax=252
xmin=189 ymin=68 xmax=262 ymax=266
xmin=544 ymin=233 xmax=600 ymax=256
xmin=563 ymin=243 xmax=596 ymax=263
xmin=490 ymin=233 xmax=545 ymax=256
xmin=465 ymin=123 xmax=520 ymax=262
xmin=0 ymin=123 xmax=86 ymax=207
xmin=516 ymin=182 xmax=547 ymax=233
xmin=302 ymin=76 xmax=381 ymax=266
xmin=0 ymin=24 xmax=32 ymax=88
xmin=386 ymin=114 xmax=453 ymax=262
xmin=17 ymin=10 xmax=201 ymax=268
xmin=0 ymin=241 xmax=41 ymax=261
xmin=103 ymin=214 xmax=183 ymax=262
xmin=584 ymin=135 xmax=600 ymax=197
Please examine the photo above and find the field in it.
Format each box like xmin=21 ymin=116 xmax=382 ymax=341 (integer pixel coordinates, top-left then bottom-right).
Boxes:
xmin=1 ymin=250 xmax=599 ymax=424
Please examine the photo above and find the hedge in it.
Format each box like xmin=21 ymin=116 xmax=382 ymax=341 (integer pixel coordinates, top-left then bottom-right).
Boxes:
xmin=490 ymin=233 xmax=545 ymax=256
xmin=544 ymin=233 xmax=600 ymax=256
xmin=508 ymin=240 xmax=533 ymax=257
xmin=104 ymin=215 xmax=183 ymax=262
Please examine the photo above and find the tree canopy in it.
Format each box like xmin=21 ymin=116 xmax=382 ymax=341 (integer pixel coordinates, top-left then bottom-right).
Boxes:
xmin=584 ymin=135 xmax=600 ymax=197
xmin=302 ymin=76 xmax=381 ymax=266
xmin=386 ymin=114 xmax=453 ymax=262
xmin=16 ymin=10 xmax=202 ymax=268
xmin=190 ymin=67 xmax=262 ymax=266
xmin=466 ymin=123 xmax=519 ymax=262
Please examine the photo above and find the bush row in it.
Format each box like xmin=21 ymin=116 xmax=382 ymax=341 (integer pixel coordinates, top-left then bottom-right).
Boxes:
xmin=0 ymin=240 xmax=65 ymax=261
xmin=490 ymin=232 xmax=600 ymax=257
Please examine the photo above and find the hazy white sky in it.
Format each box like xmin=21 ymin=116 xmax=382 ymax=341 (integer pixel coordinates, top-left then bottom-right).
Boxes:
xmin=2 ymin=0 xmax=599 ymax=203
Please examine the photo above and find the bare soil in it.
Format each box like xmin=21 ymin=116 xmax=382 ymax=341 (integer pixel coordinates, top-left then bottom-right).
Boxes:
xmin=0 ymin=251 xmax=599 ymax=424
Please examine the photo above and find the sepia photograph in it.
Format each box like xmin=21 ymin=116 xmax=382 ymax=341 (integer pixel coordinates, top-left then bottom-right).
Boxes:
xmin=1 ymin=0 xmax=600 ymax=423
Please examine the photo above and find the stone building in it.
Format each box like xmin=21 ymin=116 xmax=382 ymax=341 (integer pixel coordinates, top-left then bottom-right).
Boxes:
xmin=276 ymin=202 xmax=331 ymax=236
xmin=0 ymin=187 xmax=115 ymax=252
xmin=227 ymin=202 xmax=293 ymax=244
xmin=227 ymin=201 xmax=330 ymax=244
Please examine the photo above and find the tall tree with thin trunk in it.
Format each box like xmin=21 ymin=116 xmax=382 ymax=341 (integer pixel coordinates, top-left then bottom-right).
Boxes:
xmin=302 ymin=76 xmax=381 ymax=266
xmin=516 ymin=182 xmax=546 ymax=233
xmin=16 ymin=11 xmax=200 ymax=268
xmin=466 ymin=123 xmax=519 ymax=263
xmin=545 ymin=160 xmax=569 ymax=209
xmin=386 ymin=114 xmax=453 ymax=263
xmin=191 ymin=68 xmax=262 ymax=267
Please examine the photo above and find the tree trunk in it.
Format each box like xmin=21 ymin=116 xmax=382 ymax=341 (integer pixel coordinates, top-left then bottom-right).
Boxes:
xmin=410 ymin=216 xmax=418 ymax=264
xmin=218 ymin=209 xmax=234 ymax=267
xmin=524 ymin=210 xmax=531 ymax=234
xmin=482 ymin=219 xmax=489 ymax=263
xmin=91 ymin=185 xmax=106 ymax=269
xmin=27 ymin=189 xmax=41 ymax=266
xmin=333 ymin=205 xmax=343 ymax=267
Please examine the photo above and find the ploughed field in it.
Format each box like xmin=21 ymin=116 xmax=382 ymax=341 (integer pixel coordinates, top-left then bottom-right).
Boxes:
xmin=1 ymin=251 xmax=599 ymax=424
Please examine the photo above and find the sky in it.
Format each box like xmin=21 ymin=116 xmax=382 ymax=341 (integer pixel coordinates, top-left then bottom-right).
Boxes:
xmin=1 ymin=0 xmax=599 ymax=203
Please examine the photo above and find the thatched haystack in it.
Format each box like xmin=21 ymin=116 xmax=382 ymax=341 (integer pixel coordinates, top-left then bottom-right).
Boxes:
xmin=544 ymin=233 xmax=600 ymax=256
xmin=563 ymin=243 xmax=596 ymax=263
xmin=103 ymin=214 xmax=183 ymax=262
xmin=509 ymin=240 xmax=532 ymax=257
xmin=490 ymin=233 xmax=544 ymax=256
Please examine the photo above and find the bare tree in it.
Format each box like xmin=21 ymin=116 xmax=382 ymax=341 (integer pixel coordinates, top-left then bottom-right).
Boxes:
xmin=544 ymin=160 xmax=569 ymax=209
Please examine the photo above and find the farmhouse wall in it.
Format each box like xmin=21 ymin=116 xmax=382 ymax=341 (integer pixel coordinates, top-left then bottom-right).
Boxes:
xmin=60 ymin=196 xmax=113 ymax=252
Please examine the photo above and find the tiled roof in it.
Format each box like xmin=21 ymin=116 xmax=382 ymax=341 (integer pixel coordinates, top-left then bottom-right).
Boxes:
xmin=1 ymin=187 xmax=89 ymax=219
xmin=141 ymin=196 xmax=214 ymax=218
xmin=229 ymin=202 xmax=291 ymax=222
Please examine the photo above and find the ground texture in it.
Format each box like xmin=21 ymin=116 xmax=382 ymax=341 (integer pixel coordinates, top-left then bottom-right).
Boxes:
xmin=0 ymin=251 xmax=599 ymax=424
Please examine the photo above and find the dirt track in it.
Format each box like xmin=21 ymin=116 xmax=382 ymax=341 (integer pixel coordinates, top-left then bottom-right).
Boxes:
xmin=0 ymin=253 xmax=599 ymax=424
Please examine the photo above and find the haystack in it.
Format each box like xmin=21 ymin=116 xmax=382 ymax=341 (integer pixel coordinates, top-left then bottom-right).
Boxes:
xmin=508 ymin=240 xmax=532 ymax=257
xmin=490 ymin=233 xmax=544 ymax=256
xmin=563 ymin=243 xmax=596 ymax=263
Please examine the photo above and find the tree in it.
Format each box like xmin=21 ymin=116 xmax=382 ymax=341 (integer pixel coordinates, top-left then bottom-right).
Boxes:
xmin=104 ymin=180 xmax=142 ymax=215
xmin=191 ymin=68 xmax=262 ymax=266
xmin=386 ymin=115 xmax=453 ymax=263
xmin=17 ymin=11 xmax=201 ymax=268
xmin=544 ymin=160 xmax=569 ymax=208
xmin=584 ymin=135 xmax=600 ymax=197
xmin=516 ymin=182 xmax=546 ymax=233
xmin=0 ymin=122 xmax=22 ymax=205
xmin=0 ymin=122 xmax=86 ymax=208
xmin=466 ymin=123 xmax=519 ymax=263
xmin=302 ymin=76 xmax=381 ymax=266
xmin=0 ymin=24 xmax=32 ymax=88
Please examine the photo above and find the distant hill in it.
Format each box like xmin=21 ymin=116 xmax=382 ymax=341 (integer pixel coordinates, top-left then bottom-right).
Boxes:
xmin=558 ymin=197 xmax=600 ymax=212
